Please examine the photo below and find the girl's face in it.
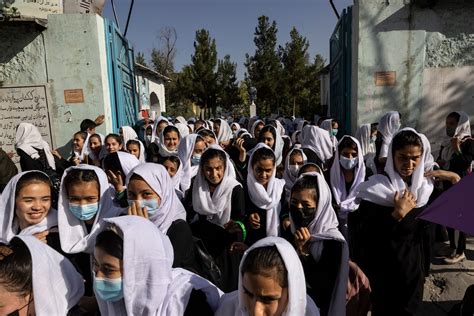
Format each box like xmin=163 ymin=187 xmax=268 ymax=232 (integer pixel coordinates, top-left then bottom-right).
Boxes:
xmin=340 ymin=147 xmax=357 ymax=159
xmin=253 ymin=159 xmax=275 ymax=188
xmin=289 ymin=151 xmax=304 ymax=165
xmin=261 ymin=132 xmax=275 ymax=149
xmin=290 ymin=188 xmax=318 ymax=228
xmin=127 ymin=144 xmax=140 ymax=159
xmin=93 ymin=247 xmax=123 ymax=280
xmin=162 ymin=160 xmax=178 ymax=178
xmin=15 ymin=182 xmax=51 ymax=230
xmin=213 ymin=123 xmax=221 ymax=137
xmin=68 ymin=181 xmax=100 ymax=205
xmin=231 ymin=125 xmax=239 ymax=133
xmin=203 ymin=157 xmax=225 ymax=185
xmin=0 ymin=285 xmax=32 ymax=316
xmin=89 ymin=136 xmax=102 ymax=153
xmin=73 ymin=134 xmax=85 ymax=152
xmin=290 ymin=188 xmax=317 ymax=209
xmin=393 ymin=145 xmax=422 ymax=181
xmin=127 ymin=178 xmax=161 ymax=203
xmin=106 ymin=138 xmax=123 ymax=154
xmin=157 ymin=121 xmax=168 ymax=136
xmin=164 ymin=131 xmax=179 ymax=150
xmin=242 ymin=270 xmax=289 ymax=316
xmin=193 ymin=140 xmax=207 ymax=156
xmin=202 ymin=135 xmax=216 ymax=146
xmin=254 ymin=123 xmax=264 ymax=139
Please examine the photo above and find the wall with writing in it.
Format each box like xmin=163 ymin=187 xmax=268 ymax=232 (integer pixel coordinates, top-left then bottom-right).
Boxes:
xmin=0 ymin=86 xmax=53 ymax=164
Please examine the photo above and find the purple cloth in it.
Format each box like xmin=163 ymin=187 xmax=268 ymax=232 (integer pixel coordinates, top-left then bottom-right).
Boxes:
xmin=418 ymin=173 xmax=474 ymax=235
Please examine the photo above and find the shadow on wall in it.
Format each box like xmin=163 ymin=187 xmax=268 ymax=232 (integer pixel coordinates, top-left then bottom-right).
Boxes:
xmin=0 ymin=23 xmax=42 ymax=65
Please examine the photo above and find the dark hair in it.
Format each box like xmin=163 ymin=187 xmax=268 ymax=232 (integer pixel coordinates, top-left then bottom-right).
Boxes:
xmin=297 ymin=163 xmax=321 ymax=177
xmin=105 ymin=134 xmax=123 ymax=146
xmin=163 ymin=126 xmax=180 ymax=139
xmin=331 ymin=119 xmax=339 ymax=128
xmin=338 ymin=137 xmax=358 ymax=154
xmin=241 ymin=246 xmax=288 ymax=288
xmin=73 ymin=131 xmax=88 ymax=141
xmin=198 ymin=129 xmax=216 ymax=140
xmin=259 ymin=125 xmax=276 ymax=142
xmin=96 ymin=229 xmax=123 ymax=260
xmin=103 ymin=152 xmax=125 ymax=176
xmin=63 ymin=169 xmax=100 ymax=196
xmin=200 ymin=148 xmax=227 ymax=169
xmin=126 ymin=139 xmax=141 ymax=149
xmin=0 ymin=238 xmax=32 ymax=295
xmin=15 ymin=171 xmax=52 ymax=197
xmin=447 ymin=112 xmax=461 ymax=123
xmin=370 ymin=123 xmax=378 ymax=134
xmin=80 ymin=119 xmax=97 ymax=132
xmin=291 ymin=175 xmax=319 ymax=203
xmin=89 ymin=133 xmax=102 ymax=144
xmin=391 ymin=130 xmax=423 ymax=156
xmin=251 ymin=147 xmax=276 ymax=167
xmin=161 ymin=155 xmax=181 ymax=169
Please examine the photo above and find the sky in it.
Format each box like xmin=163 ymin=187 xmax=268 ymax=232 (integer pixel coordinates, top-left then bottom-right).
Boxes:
xmin=103 ymin=0 xmax=353 ymax=80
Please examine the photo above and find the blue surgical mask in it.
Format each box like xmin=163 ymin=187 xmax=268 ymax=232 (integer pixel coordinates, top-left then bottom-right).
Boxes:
xmin=339 ymin=156 xmax=358 ymax=170
xmin=331 ymin=129 xmax=338 ymax=137
xmin=128 ymin=199 xmax=160 ymax=216
xmin=69 ymin=203 xmax=99 ymax=221
xmin=94 ymin=276 xmax=123 ymax=302
xmin=191 ymin=154 xmax=201 ymax=166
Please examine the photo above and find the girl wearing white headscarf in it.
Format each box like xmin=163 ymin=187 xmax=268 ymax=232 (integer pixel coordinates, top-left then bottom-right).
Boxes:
xmin=86 ymin=133 xmax=107 ymax=166
xmin=230 ymin=122 xmax=241 ymax=137
xmin=15 ymin=122 xmax=56 ymax=171
xmin=376 ymin=111 xmax=401 ymax=163
xmin=175 ymin=122 xmax=190 ymax=139
xmin=151 ymin=116 xmax=170 ymax=144
xmin=354 ymin=128 xmax=434 ymax=316
xmin=355 ymin=123 xmax=377 ymax=176
xmin=214 ymin=118 xmax=233 ymax=148
xmin=329 ymin=136 xmax=366 ymax=246
xmin=190 ymin=146 xmax=245 ymax=292
xmin=125 ymin=163 xmax=196 ymax=270
xmin=174 ymin=115 xmax=187 ymax=125
xmin=0 ymin=236 xmax=84 ymax=316
xmin=147 ymin=125 xmax=181 ymax=163
xmin=215 ymin=237 xmax=319 ymax=316
xmin=245 ymin=144 xmax=286 ymax=244
xmin=283 ymin=146 xmax=307 ymax=201
xmin=250 ymin=119 xmax=265 ymax=139
xmin=160 ymin=155 xmax=184 ymax=199
xmin=289 ymin=172 xmax=349 ymax=316
xmin=259 ymin=124 xmax=285 ymax=166
xmin=58 ymin=164 xmax=124 ymax=295
xmin=320 ymin=119 xmax=338 ymax=149
xmin=93 ymin=215 xmax=222 ymax=316
xmin=300 ymin=125 xmax=334 ymax=169
xmin=178 ymin=134 xmax=207 ymax=193
xmin=0 ymin=171 xmax=59 ymax=249
xmin=120 ymin=126 xmax=138 ymax=148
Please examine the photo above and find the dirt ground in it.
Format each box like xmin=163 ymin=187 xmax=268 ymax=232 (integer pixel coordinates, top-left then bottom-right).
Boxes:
xmin=420 ymin=236 xmax=474 ymax=315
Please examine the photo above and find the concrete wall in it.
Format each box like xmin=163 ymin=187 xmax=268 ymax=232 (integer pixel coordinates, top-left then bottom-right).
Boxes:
xmin=352 ymin=0 xmax=474 ymax=148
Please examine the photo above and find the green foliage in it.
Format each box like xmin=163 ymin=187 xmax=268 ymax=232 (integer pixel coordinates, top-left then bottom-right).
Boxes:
xmin=135 ymin=52 xmax=147 ymax=66
xmin=216 ymin=55 xmax=242 ymax=115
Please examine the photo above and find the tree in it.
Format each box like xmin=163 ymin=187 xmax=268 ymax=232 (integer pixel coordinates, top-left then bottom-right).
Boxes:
xmin=135 ymin=52 xmax=147 ymax=66
xmin=216 ymin=55 xmax=241 ymax=115
xmin=189 ymin=29 xmax=218 ymax=118
xmin=245 ymin=16 xmax=281 ymax=116
xmin=151 ymin=26 xmax=177 ymax=77
xmin=279 ymin=27 xmax=310 ymax=117
xmin=304 ymin=54 xmax=326 ymax=120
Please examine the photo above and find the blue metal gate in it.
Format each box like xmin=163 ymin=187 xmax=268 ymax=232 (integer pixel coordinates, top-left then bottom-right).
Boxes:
xmin=330 ymin=6 xmax=352 ymax=135
xmin=104 ymin=18 xmax=138 ymax=132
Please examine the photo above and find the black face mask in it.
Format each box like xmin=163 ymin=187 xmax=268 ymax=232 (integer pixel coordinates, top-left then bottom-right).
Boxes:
xmin=290 ymin=205 xmax=317 ymax=228
xmin=446 ymin=127 xmax=456 ymax=137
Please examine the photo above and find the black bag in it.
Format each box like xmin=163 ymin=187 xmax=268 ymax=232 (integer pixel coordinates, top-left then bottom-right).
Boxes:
xmin=192 ymin=237 xmax=223 ymax=290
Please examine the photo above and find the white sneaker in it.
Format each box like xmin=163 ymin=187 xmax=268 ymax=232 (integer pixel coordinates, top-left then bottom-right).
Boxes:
xmin=443 ymin=253 xmax=466 ymax=264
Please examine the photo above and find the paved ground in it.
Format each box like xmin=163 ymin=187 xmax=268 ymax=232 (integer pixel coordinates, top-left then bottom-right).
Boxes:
xmin=421 ymin=236 xmax=474 ymax=315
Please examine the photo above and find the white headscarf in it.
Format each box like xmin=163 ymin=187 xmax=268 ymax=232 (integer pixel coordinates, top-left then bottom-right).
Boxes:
xmin=330 ymin=136 xmax=366 ymax=215
xmin=175 ymin=122 xmax=190 ymax=139
xmin=175 ymin=116 xmax=187 ymax=125
xmin=247 ymin=143 xmax=285 ymax=237
xmin=215 ymin=237 xmax=319 ymax=316
xmin=296 ymin=119 xmax=307 ymax=132
xmin=114 ymin=151 xmax=140 ymax=176
xmin=356 ymin=128 xmax=434 ymax=208
xmin=121 ymin=126 xmax=138 ymax=148
xmin=97 ymin=215 xmax=175 ymax=315
xmin=192 ymin=147 xmax=241 ymax=226
xmin=161 ymin=268 xmax=223 ymax=315
xmin=290 ymin=172 xmax=349 ymax=316
xmin=216 ymin=119 xmax=233 ymax=144
xmin=283 ymin=147 xmax=308 ymax=195
xmin=178 ymin=134 xmax=204 ymax=192
xmin=378 ymin=111 xmax=401 ymax=159
xmin=320 ymin=119 xmax=337 ymax=149
xmin=0 ymin=171 xmax=58 ymax=242
xmin=301 ymin=125 xmax=334 ymax=163
xmin=261 ymin=125 xmax=284 ymax=166
xmin=151 ymin=117 xmax=170 ymax=143
xmin=250 ymin=119 xmax=264 ymax=138
xmin=440 ymin=111 xmax=471 ymax=169
xmin=274 ymin=119 xmax=286 ymax=137
xmin=86 ymin=133 xmax=108 ymax=161
xmin=355 ymin=124 xmax=375 ymax=157
xmin=158 ymin=126 xmax=180 ymax=157
xmin=15 ymin=123 xmax=56 ymax=170
xmin=230 ymin=123 xmax=241 ymax=137
xmin=16 ymin=235 xmax=84 ymax=316
xmin=125 ymin=163 xmax=186 ymax=234
xmin=73 ymin=132 xmax=90 ymax=162
xmin=58 ymin=165 xmax=124 ymax=254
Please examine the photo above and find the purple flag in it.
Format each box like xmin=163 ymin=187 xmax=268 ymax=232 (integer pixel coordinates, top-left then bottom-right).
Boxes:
xmin=418 ymin=173 xmax=474 ymax=235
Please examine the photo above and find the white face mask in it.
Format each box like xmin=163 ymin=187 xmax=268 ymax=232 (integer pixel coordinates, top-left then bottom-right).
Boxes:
xmin=339 ymin=156 xmax=358 ymax=170
xmin=288 ymin=164 xmax=300 ymax=177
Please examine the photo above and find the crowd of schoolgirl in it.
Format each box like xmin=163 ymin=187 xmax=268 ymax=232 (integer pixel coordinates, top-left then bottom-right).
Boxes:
xmin=0 ymin=110 xmax=472 ymax=316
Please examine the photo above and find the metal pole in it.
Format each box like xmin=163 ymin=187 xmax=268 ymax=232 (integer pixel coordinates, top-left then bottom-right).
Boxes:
xmin=124 ymin=0 xmax=135 ymax=37
xmin=329 ymin=0 xmax=340 ymax=19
